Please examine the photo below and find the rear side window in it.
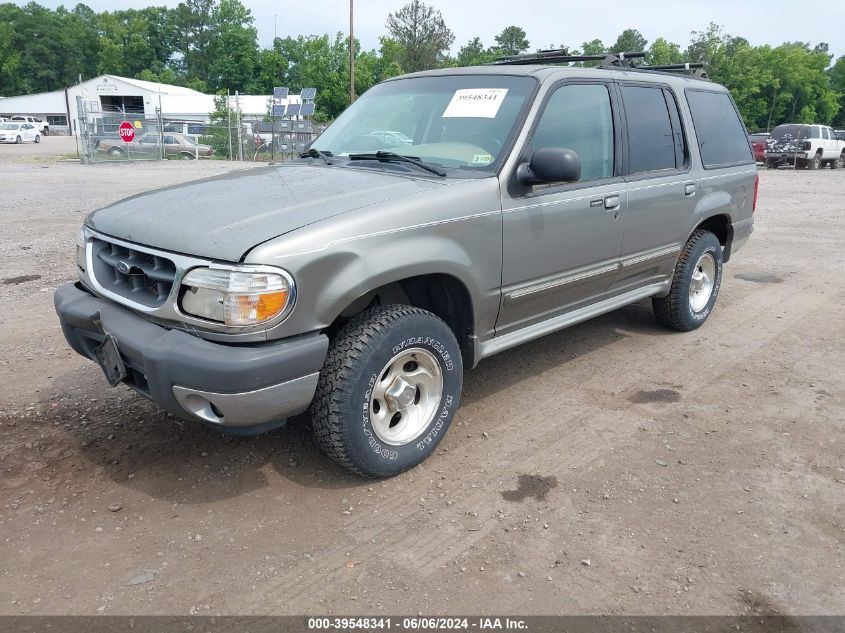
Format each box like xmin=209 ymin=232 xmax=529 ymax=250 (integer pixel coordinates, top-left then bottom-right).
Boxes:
xmin=620 ymin=85 xmax=679 ymax=174
xmin=686 ymin=89 xmax=753 ymax=168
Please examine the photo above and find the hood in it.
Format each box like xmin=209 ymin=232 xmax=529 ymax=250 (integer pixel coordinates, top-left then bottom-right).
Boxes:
xmin=86 ymin=163 xmax=445 ymax=261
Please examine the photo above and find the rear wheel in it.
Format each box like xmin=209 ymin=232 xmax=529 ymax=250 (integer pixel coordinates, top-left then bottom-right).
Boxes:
xmin=832 ymin=154 xmax=844 ymax=169
xmin=34 ymin=135 xmax=40 ymax=144
xmin=311 ymin=304 xmax=463 ymax=478
xmin=178 ymin=151 xmax=195 ymax=159
xmin=15 ymin=136 xmax=21 ymax=144
xmin=653 ymin=230 xmax=723 ymax=332
xmin=808 ymin=152 xmax=821 ymax=170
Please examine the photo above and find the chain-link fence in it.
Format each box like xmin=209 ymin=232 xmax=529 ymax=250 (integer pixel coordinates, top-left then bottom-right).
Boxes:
xmin=77 ymin=96 xmax=327 ymax=165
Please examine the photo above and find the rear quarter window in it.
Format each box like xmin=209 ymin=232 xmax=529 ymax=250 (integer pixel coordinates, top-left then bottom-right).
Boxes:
xmin=685 ymin=89 xmax=753 ymax=168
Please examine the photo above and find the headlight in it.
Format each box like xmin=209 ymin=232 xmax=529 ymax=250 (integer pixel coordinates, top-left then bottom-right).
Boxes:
xmin=76 ymin=228 xmax=86 ymax=271
xmin=180 ymin=266 xmax=294 ymax=326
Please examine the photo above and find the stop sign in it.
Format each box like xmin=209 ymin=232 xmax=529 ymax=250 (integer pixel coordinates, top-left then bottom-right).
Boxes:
xmin=118 ymin=121 xmax=135 ymax=143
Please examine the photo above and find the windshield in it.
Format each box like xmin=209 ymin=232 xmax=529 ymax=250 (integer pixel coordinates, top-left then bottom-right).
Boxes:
xmin=312 ymin=74 xmax=536 ymax=174
xmin=1 ymin=123 xmax=21 ymax=130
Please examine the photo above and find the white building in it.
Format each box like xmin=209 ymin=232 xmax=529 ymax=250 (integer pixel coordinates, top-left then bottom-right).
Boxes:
xmin=0 ymin=75 xmax=285 ymax=135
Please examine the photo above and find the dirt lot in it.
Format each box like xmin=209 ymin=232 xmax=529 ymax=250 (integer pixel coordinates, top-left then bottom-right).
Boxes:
xmin=0 ymin=149 xmax=843 ymax=616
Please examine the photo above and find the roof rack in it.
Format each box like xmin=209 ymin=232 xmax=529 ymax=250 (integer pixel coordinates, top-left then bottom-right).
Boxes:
xmin=489 ymin=49 xmax=709 ymax=79
xmin=637 ymin=62 xmax=708 ymax=79
xmin=490 ymin=49 xmax=646 ymax=68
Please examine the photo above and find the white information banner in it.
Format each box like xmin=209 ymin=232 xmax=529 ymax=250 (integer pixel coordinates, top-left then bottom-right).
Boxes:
xmin=442 ymin=88 xmax=509 ymax=118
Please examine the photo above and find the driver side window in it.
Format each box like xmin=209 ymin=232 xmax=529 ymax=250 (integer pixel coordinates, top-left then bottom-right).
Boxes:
xmin=530 ymin=84 xmax=615 ymax=181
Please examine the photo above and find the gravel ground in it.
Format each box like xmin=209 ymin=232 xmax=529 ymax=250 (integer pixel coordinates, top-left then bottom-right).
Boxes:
xmin=0 ymin=149 xmax=843 ymax=616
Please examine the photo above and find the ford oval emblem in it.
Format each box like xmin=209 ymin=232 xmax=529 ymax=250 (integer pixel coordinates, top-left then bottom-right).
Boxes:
xmin=116 ymin=261 xmax=130 ymax=274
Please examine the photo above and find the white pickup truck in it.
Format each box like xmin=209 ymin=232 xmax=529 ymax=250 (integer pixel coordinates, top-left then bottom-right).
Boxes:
xmin=765 ymin=123 xmax=845 ymax=169
xmin=9 ymin=115 xmax=49 ymax=136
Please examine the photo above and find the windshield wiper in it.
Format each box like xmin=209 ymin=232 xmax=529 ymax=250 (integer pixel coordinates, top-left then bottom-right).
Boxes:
xmin=300 ymin=148 xmax=334 ymax=164
xmin=347 ymin=151 xmax=447 ymax=177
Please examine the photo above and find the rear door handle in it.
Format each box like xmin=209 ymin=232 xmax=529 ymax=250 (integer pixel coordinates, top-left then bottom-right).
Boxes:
xmin=684 ymin=183 xmax=696 ymax=197
xmin=604 ymin=195 xmax=620 ymax=210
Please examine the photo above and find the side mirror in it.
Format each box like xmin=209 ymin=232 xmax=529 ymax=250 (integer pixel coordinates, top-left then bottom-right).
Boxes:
xmin=516 ymin=147 xmax=581 ymax=185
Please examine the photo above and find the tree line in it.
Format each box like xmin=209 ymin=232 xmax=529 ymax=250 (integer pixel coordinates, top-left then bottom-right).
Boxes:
xmin=1 ymin=0 xmax=843 ymax=128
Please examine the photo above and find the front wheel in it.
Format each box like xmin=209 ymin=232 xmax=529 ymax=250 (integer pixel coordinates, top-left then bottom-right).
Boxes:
xmin=653 ymin=230 xmax=723 ymax=332
xmin=34 ymin=135 xmax=40 ymax=144
xmin=311 ymin=304 xmax=463 ymax=478
xmin=15 ymin=136 xmax=21 ymax=144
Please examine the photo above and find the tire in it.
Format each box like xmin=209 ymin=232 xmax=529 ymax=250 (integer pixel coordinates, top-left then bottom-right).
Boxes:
xmin=179 ymin=152 xmax=195 ymax=159
xmin=108 ymin=147 xmax=124 ymax=157
xmin=653 ymin=230 xmax=723 ymax=332
xmin=34 ymin=135 xmax=40 ymax=144
xmin=832 ymin=154 xmax=844 ymax=170
xmin=43 ymin=127 xmax=48 ymax=137
xmin=15 ymin=136 xmax=21 ymax=144
xmin=311 ymin=304 xmax=463 ymax=478
xmin=808 ymin=152 xmax=821 ymax=170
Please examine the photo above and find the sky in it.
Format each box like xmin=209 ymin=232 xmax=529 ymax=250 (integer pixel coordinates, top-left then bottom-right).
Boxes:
xmin=36 ymin=0 xmax=845 ymax=61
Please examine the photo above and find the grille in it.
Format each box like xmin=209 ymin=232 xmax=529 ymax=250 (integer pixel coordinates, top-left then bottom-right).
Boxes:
xmin=90 ymin=237 xmax=177 ymax=307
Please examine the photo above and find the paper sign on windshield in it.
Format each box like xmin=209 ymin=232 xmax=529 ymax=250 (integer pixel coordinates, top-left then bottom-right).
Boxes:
xmin=442 ymin=88 xmax=508 ymax=118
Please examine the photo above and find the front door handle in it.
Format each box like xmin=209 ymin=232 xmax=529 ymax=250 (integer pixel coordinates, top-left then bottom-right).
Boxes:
xmin=684 ymin=183 xmax=696 ymax=197
xmin=604 ymin=195 xmax=620 ymax=210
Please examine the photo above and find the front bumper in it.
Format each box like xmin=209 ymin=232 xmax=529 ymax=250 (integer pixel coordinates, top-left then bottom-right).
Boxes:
xmin=54 ymin=283 xmax=328 ymax=429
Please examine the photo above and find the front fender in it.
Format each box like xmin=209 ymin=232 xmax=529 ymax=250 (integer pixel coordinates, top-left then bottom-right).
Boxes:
xmin=245 ymin=177 xmax=504 ymax=343
xmin=309 ymin=235 xmax=478 ymax=326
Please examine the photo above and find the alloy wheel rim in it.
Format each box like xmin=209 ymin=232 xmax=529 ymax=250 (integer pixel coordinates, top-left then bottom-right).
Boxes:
xmin=689 ymin=252 xmax=716 ymax=313
xmin=370 ymin=347 xmax=443 ymax=446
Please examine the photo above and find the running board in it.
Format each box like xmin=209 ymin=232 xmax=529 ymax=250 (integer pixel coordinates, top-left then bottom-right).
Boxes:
xmin=478 ymin=282 xmax=671 ymax=361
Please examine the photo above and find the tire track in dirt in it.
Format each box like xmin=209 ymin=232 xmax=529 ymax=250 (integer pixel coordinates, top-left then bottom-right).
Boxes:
xmin=233 ymin=272 xmax=839 ymax=611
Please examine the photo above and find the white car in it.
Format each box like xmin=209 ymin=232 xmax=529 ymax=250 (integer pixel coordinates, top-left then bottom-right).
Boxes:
xmin=0 ymin=122 xmax=42 ymax=144
xmin=765 ymin=123 xmax=845 ymax=169
xmin=9 ymin=115 xmax=49 ymax=135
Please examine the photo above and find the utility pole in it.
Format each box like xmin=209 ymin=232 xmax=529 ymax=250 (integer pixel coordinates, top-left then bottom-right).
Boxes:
xmin=349 ymin=0 xmax=355 ymax=104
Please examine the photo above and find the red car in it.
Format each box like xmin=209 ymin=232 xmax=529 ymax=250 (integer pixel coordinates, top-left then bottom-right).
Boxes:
xmin=748 ymin=133 xmax=769 ymax=163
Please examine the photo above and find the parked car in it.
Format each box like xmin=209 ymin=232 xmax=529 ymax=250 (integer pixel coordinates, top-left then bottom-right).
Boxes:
xmin=765 ymin=123 xmax=845 ymax=169
xmin=0 ymin=121 xmax=41 ymax=144
xmin=10 ymin=115 xmax=49 ymax=135
xmin=56 ymin=56 xmax=757 ymax=477
xmin=748 ymin=133 xmax=770 ymax=163
xmin=371 ymin=130 xmax=414 ymax=147
xmin=163 ymin=121 xmax=209 ymax=144
xmin=97 ymin=132 xmax=213 ymax=159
